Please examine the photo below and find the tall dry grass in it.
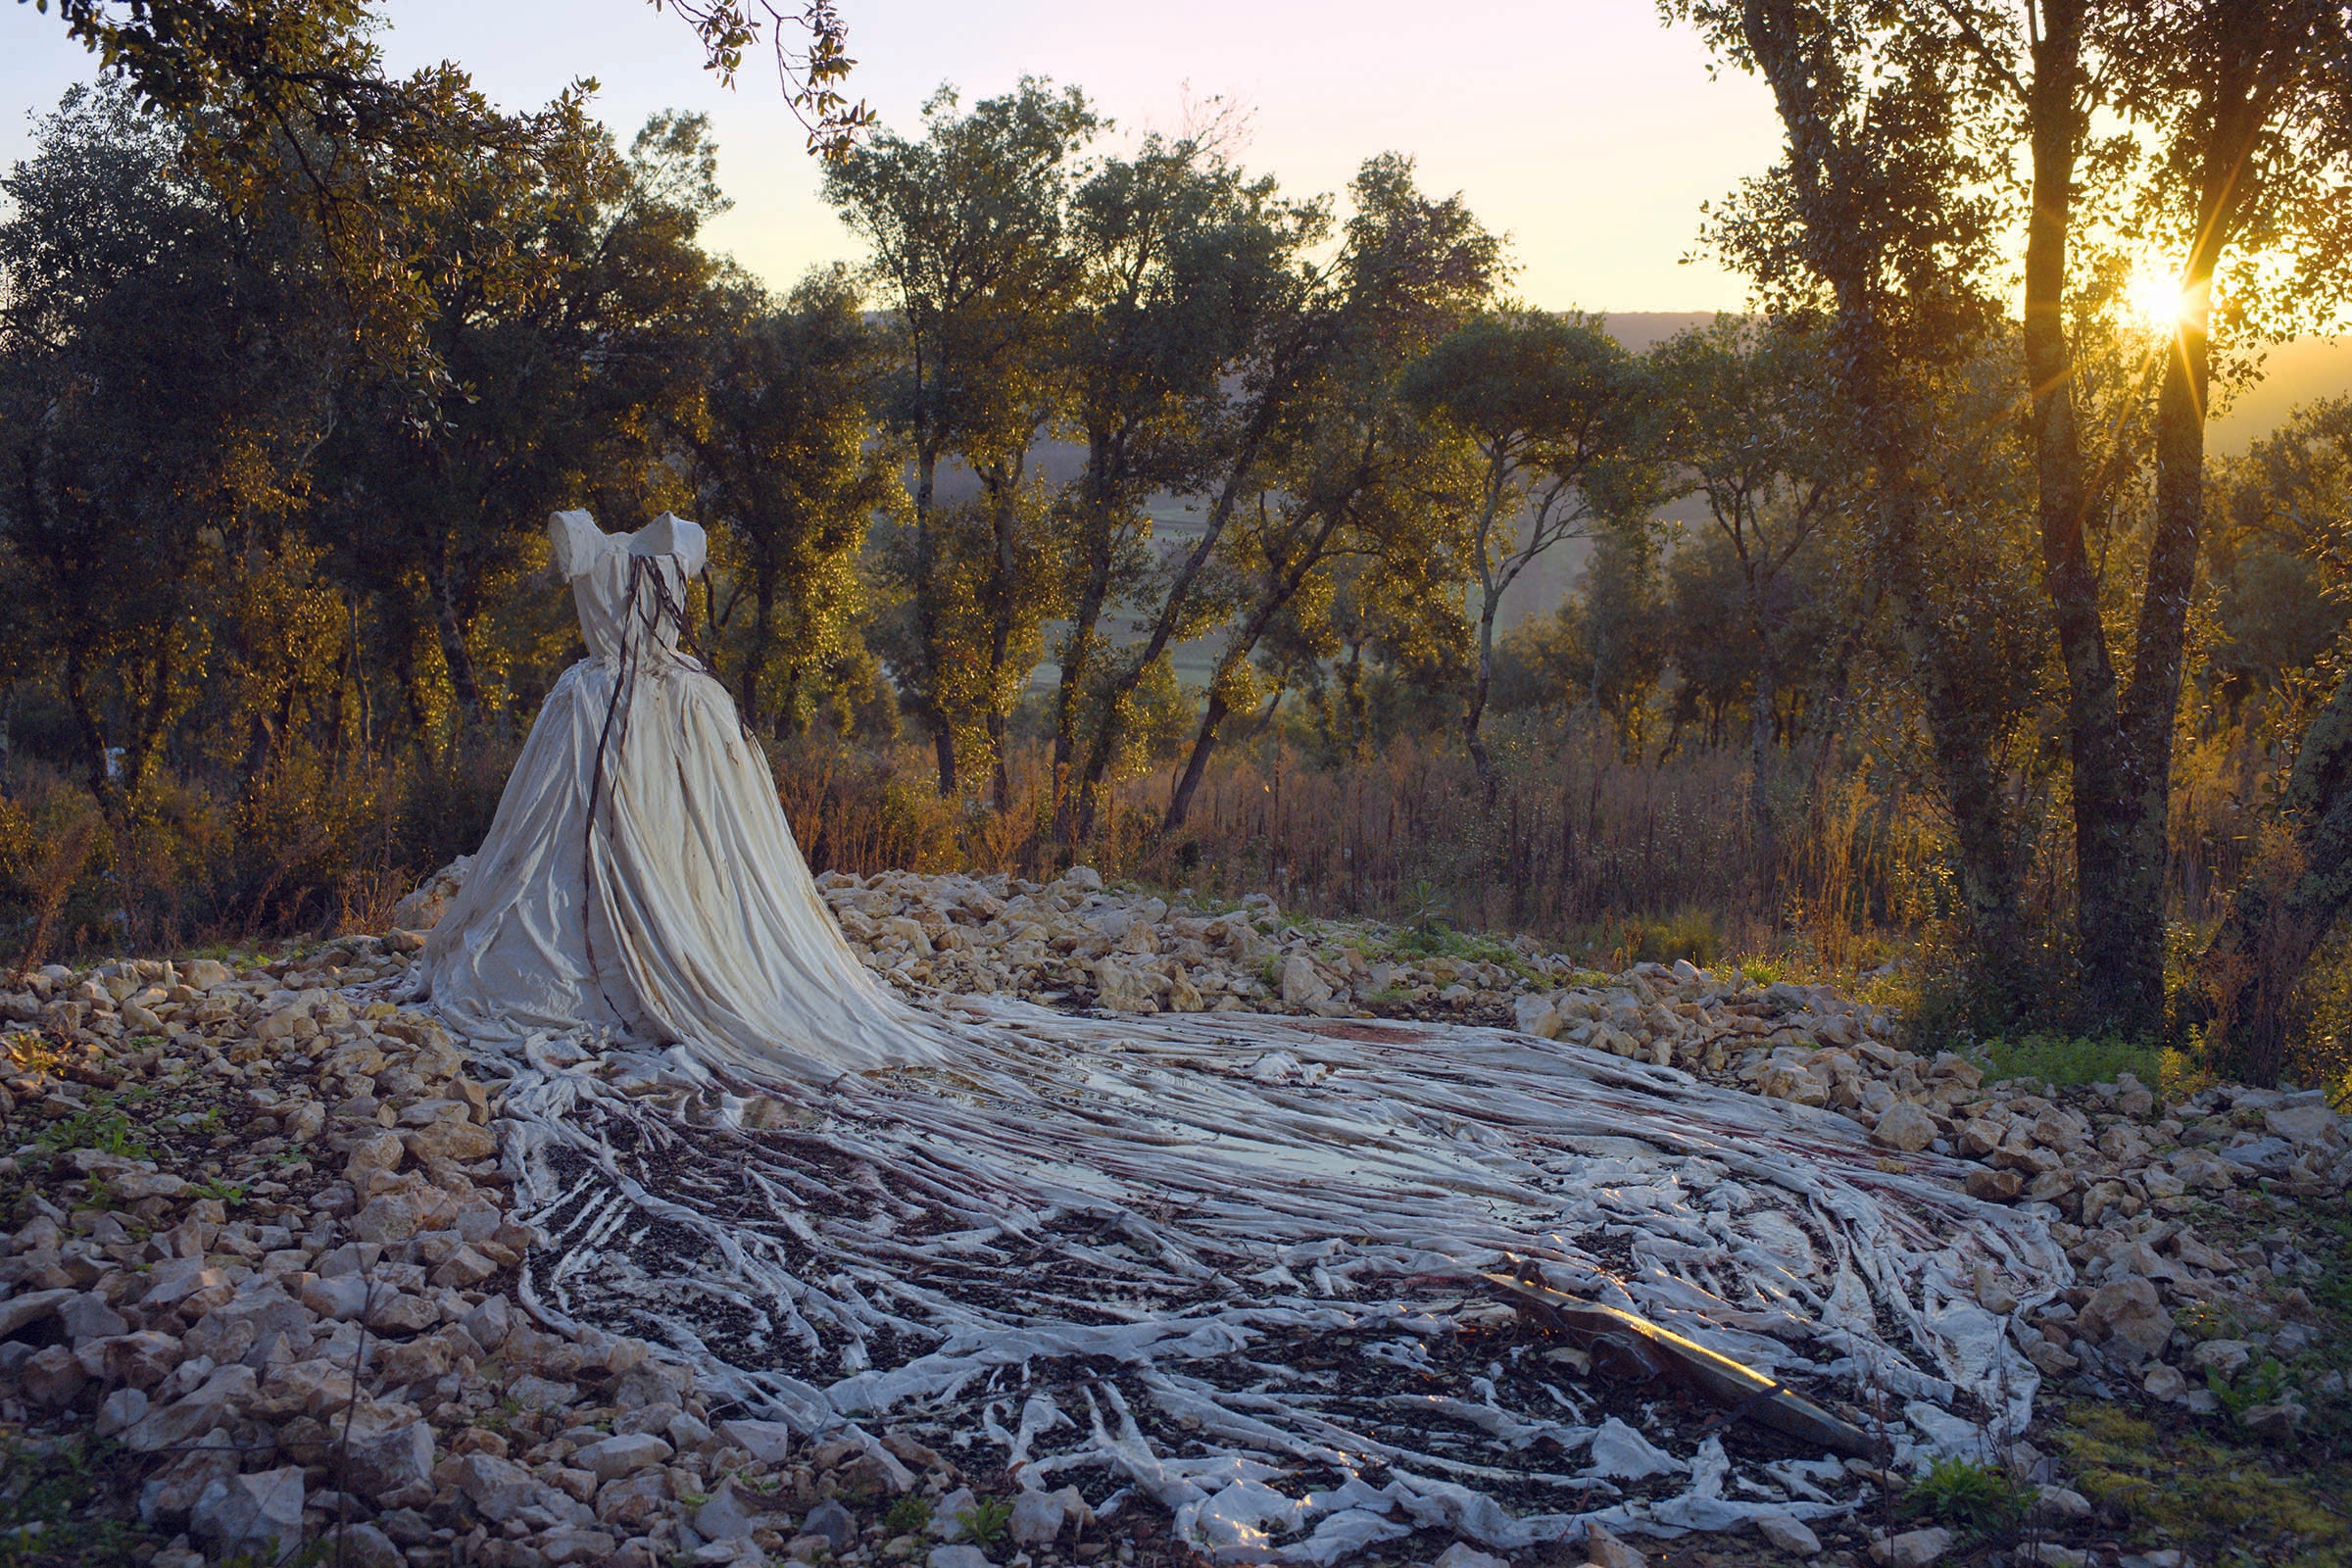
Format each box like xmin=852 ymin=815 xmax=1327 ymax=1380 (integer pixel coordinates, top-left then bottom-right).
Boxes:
xmin=0 ymin=699 xmax=2296 ymax=1013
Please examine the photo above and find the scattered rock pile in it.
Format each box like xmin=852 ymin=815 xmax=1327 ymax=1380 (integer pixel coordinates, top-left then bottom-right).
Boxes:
xmin=1 ymin=864 xmax=2344 ymax=1566
xmin=814 ymin=867 xmax=1581 ymax=1018
xmin=0 ymin=947 xmax=1042 ymax=1568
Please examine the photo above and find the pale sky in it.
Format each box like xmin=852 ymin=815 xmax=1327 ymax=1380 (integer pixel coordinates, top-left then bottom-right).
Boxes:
xmin=0 ymin=0 xmax=1784 ymax=312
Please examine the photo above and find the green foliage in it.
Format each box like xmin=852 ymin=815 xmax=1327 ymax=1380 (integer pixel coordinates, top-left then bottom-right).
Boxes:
xmin=0 ymin=1433 xmax=164 ymax=1566
xmin=6 ymin=4 xmax=2352 ymax=1098
xmin=957 ymin=1495 xmax=1014 ymax=1546
xmin=2212 ymin=550 xmax=2347 ymax=692
xmin=2206 ymin=1355 xmax=2290 ymax=1421
xmin=188 ymin=1176 xmax=248 ymax=1208
xmin=1979 ymin=1034 xmax=2167 ymax=1091
xmin=688 ymin=265 xmax=895 ymax=741
xmin=1398 ymin=879 xmax=1452 ymax=938
xmin=1587 ymin=909 xmax=1722 ymax=969
xmin=825 ymin=80 xmax=1102 ymax=797
xmin=1904 ymin=1455 xmax=2030 ymax=1537
xmin=882 ymin=1493 xmax=933 ymax=1536
xmin=2052 ymin=1399 xmax=2352 ymax=1567
xmin=1400 ymin=307 xmax=1666 ymax=772
xmin=33 ymin=1100 xmax=151 ymax=1163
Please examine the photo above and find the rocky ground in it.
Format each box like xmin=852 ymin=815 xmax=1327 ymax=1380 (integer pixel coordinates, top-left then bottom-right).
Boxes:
xmin=0 ymin=863 xmax=2345 ymax=1568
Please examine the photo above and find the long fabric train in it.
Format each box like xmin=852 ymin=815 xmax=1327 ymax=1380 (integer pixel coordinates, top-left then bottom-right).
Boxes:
xmin=414 ymin=513 xmax=2068 ymax=1558
xmin=461 ymin=1007 xmax=2065 ymax=1559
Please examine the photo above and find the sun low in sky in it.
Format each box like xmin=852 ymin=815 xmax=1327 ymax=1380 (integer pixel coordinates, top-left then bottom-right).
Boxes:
xmin=0 ymin=0 xmax=1784 ymax=314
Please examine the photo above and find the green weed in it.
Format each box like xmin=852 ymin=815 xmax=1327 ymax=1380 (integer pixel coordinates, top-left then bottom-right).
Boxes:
xmin=1980 ymin=1033 xmax=2168 ymax=1091
xmin=0 ymin=1434 xmax=165 ymax=1566
xmin=2206 ymin=1356 xmax=2289 ymax=1420
xmin=958 ymin=1495 xmax=1014 ymax=1545
xmin=1398 ymin=878 xmax=1452 ymax=938
xmin=884 ymin=1493 xmax=933 ymax=1535
xmin=188 ymin=1176 xmax=247 ymax=1207
xmin=1905 ymin=1455 xmax=2031 ymax=1538
xmin=32 ymin=1101 xmax=151 ymax=1162
xmin=2052 ymin=1399 xmax=2351 ymax=1566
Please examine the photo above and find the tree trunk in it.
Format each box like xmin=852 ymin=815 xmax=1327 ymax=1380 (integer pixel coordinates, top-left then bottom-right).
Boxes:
xmin=2095 ymin=56 xmax=2263 ymax=1035
xmin=1462 ymin=455 xmax=1512 ymax=803
xmin=779 ymin=666 xmax=805 ymax=740
xmin=1748 ymin=637 xmax=1778 ymax=885
xmin=120 ymin=632 xmax=177 ymax=803
xmin=2198 ymin=671 xmax=2352 ymax=1086
xmin=911 ymin=444 xmax=956 ymax=795
xmin=1074 ymin=355 xmax=1298 ymax=840
xmin=982 ymin=453 xmax=1026 ymax=815
xmin=1463 ymin=580 xmax=1499 ymax=802
xmin=1740 ymin=0 xmax=2029 ymax=989
xmin=1053 ymin=433 xmax=1118 ymax=846
xmin=1161 ymin=545 xmax=1336 ymax=832
xmin=1161 ymin=513 xmax=1345 ymax=833
xmin=392 ymin=617 xmax=434 ymax=738
xmin=739 ymin=566 xmax=778 ymax=735
xmin=2023 ymin=0 xmax=2162 ymax=1036
xmin=63 ymin=643 xmax=117 ymax=815
xmin=430 ymin=553 xmax=486 ymax=727
xmin=1164 ymin=689 xmax=1231 ymax=833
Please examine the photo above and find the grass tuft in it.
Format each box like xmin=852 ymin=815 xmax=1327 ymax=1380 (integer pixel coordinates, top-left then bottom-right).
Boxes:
xmin=1904 ymin=1454 xmax=2031 ymax=1539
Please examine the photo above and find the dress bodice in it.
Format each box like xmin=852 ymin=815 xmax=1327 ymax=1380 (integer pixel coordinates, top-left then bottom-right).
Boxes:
xmin=550 ymin=510 xmax=707 ymax=665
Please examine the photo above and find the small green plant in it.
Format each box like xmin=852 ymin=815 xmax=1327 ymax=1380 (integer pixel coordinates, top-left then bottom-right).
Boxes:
xmin=2314 ymin=1216 xmax=2352 ymax=1318
xmin=2208 ymin=1356 xmax=2290 ymax=1420
xmin=221 ymin=1544 xmax=327 ymax=1568
xmin=1400 ymin=879 xmax=1452 ymax=939
xmin=2176 ymin=1298 xmax=2242 ymax=1342
xmin=1980 ymin=1032 xmax=2168 ymax=1091
xmin=958 ymin=1495 xmax=1014 ymax=1545
xmin=1611 ymin=908 xmax=1721 ymax=968
xmin=34 ymin=1101 xmax=151 ymax=1162
xmin=1906 ymin=1455 xmax=2030 ymax=1537
xmin=188 ymin=1176 xmax=247 ymax=1207
xmin=0 ymin=1433 xmax=164 ymax=1566
xmin=884 ymin=1493 xmax=934 ymax=1535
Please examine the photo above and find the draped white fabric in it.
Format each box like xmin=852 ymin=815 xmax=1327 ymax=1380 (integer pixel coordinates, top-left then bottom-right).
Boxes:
xmin=419 ymin=511 xmax=948 ymax=1081
xmin=410 ymin=510 xmax=2069 ymax=1557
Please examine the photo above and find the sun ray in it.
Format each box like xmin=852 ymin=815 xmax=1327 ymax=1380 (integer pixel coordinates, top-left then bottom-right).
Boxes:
xmin=2125 ymin=265 xmax=2191 ymax=332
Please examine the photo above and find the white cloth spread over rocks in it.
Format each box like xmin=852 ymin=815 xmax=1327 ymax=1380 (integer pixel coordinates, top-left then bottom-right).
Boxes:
xmin=1 ymin=871 xmax=2345 ymax=1567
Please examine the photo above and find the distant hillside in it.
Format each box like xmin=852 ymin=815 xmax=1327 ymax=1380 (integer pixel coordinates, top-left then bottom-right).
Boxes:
xmin=1597 ymin=311 xmax=1718 ymax=352
xmin=1599 ymin=316 xmax=2352 ymax=456
xmin=2213 ymin=335 xmax=2352 ymax=453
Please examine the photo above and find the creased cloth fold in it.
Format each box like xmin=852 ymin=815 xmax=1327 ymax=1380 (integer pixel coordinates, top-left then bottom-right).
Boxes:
xmin=420 ymin=509 xmax=947 ymax=1080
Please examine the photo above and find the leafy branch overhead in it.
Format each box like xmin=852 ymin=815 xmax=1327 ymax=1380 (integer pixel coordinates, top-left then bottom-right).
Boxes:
xmin=649 ymin=0 xmax=877 ymax=159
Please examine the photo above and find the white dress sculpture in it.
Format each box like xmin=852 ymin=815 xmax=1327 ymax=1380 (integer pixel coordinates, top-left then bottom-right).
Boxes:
xmin=420 ymin=510 xmax=945 ymax=1079
xmin=409 ymin=517 xmax=2065 ymax=1539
